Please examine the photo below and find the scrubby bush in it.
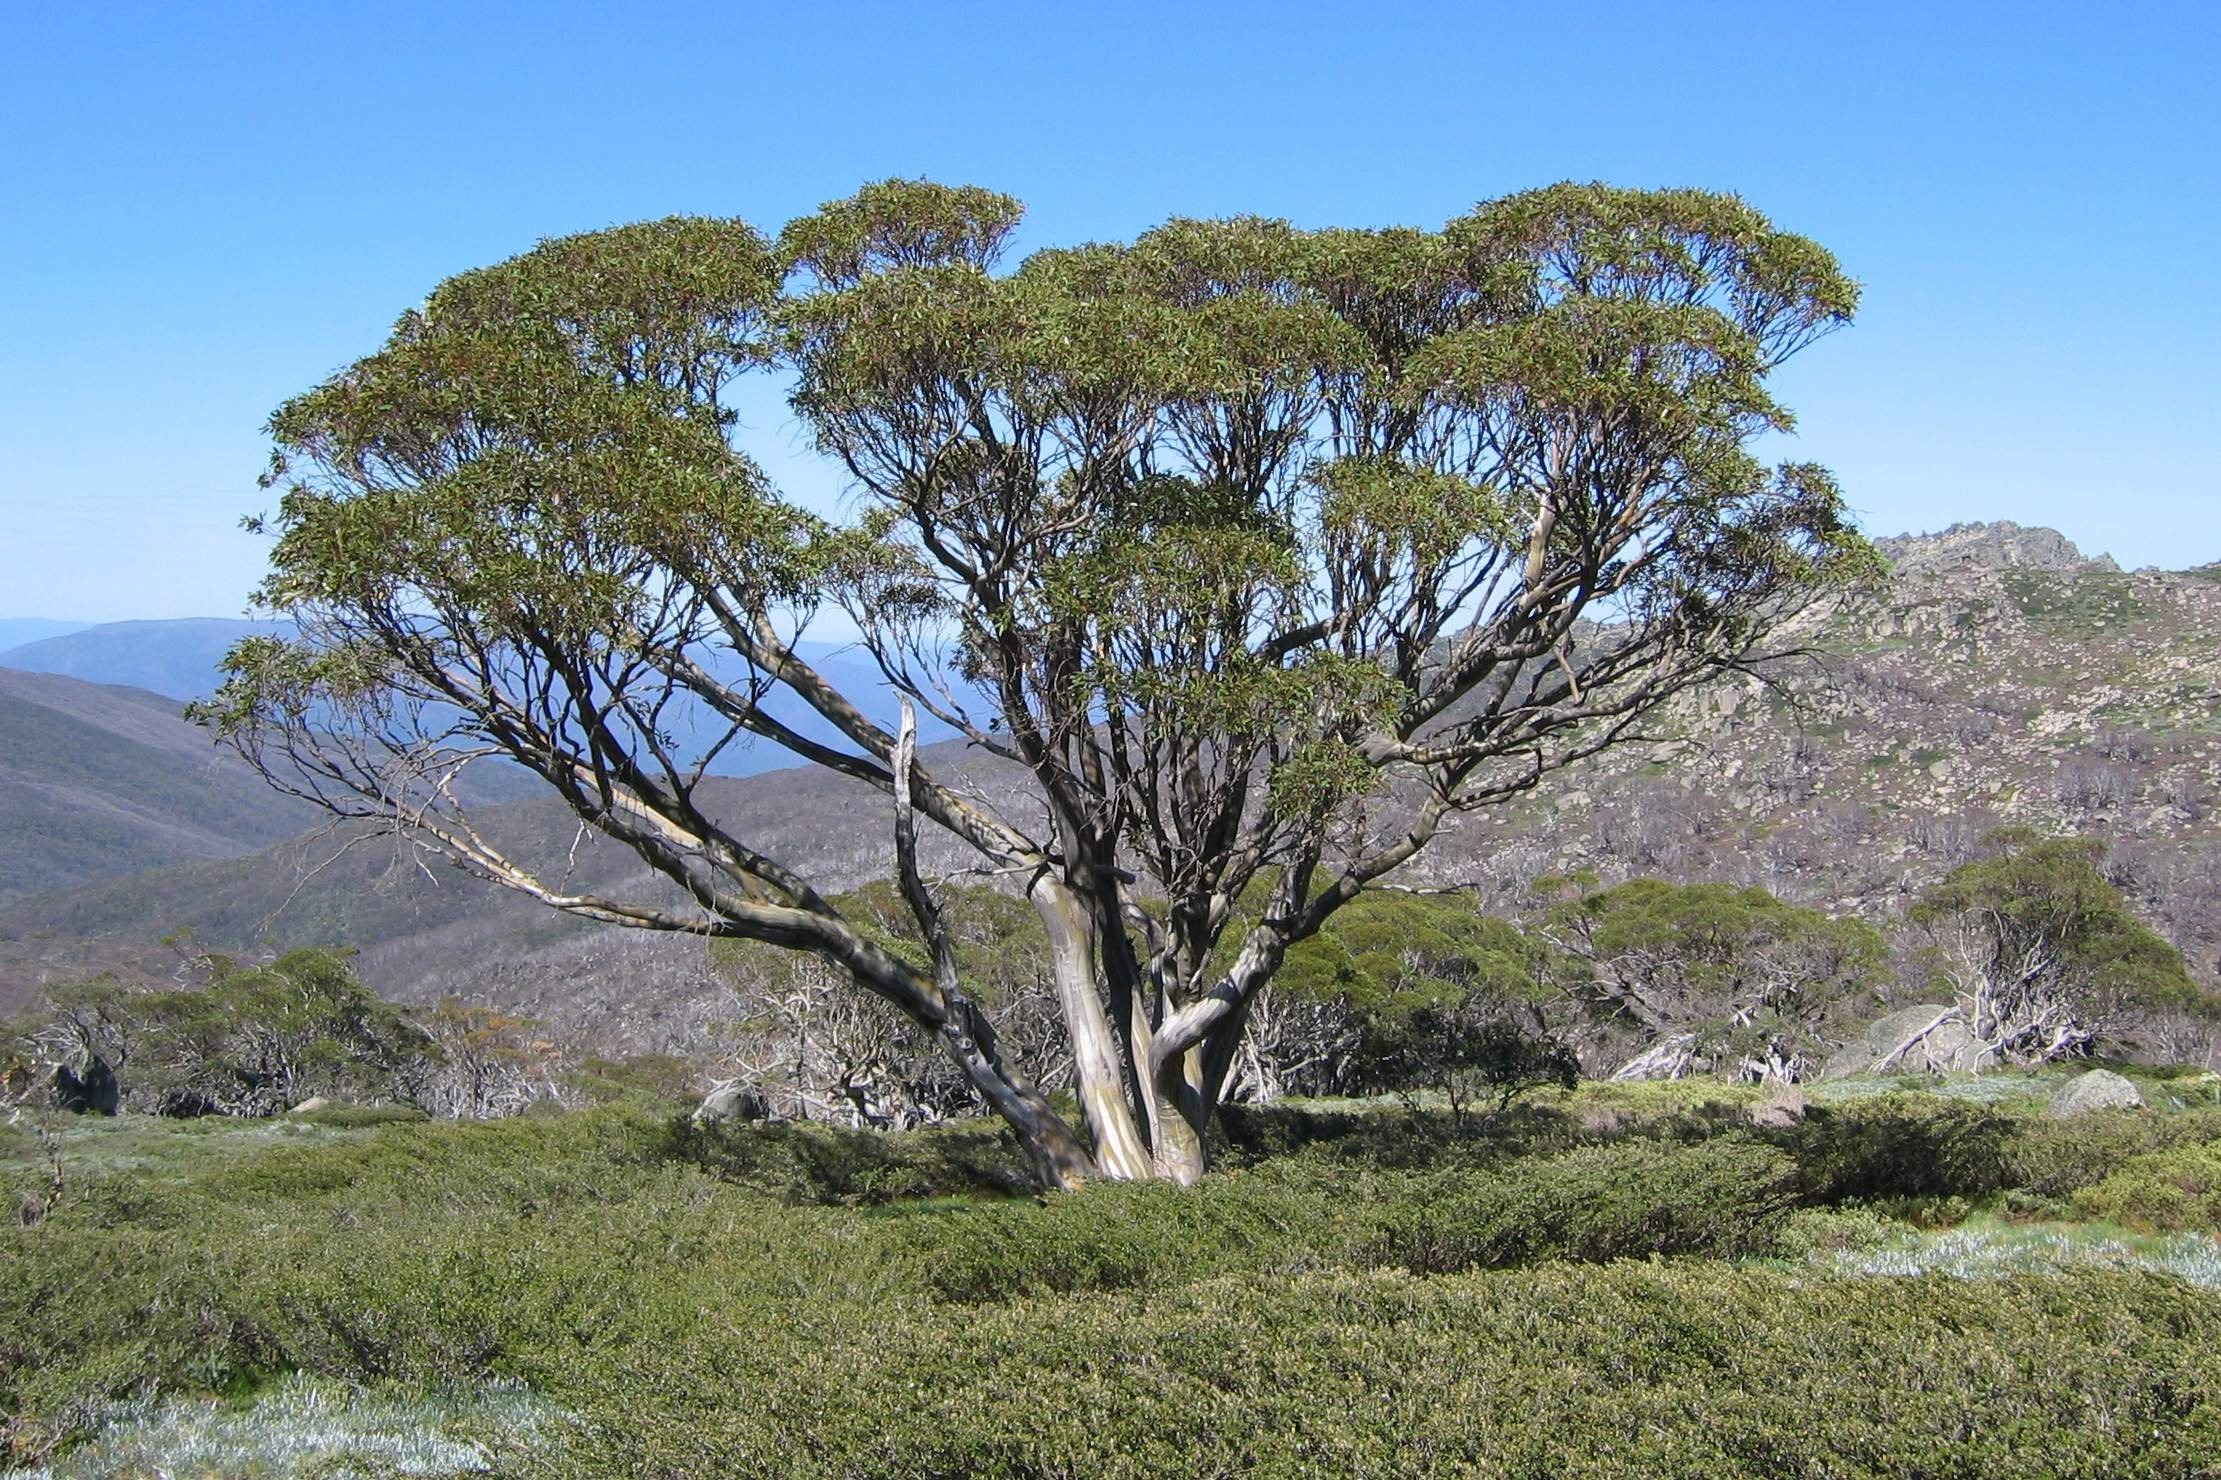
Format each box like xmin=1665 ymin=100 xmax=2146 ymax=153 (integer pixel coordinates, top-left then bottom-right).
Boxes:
xmin=1780 ymin=1094 xmax=2014 ymax=1202
xmin=2073 ymin=1141 xmax=2221 ymax=1231
xmin=1543 ymin=875 xmax=1889 ymax=1081
xmin=1372 ymin=1138 xmax=1801 ymax=1273
xmin=2001 ymin=1107 xmax=2221 ymax=1197
xmin=1911 ymin=830 xmax=2217 ymax=1064
xmin=11 ymin=1093 xmax=2221 ymax=1474
xmin=539 ymin=1267 xmax=2221 ymax=1478
xmin=666 ymin=1114 xmax=1035 ymax=1205
xmin=28 ymin=949 xmax=433 ymax=1118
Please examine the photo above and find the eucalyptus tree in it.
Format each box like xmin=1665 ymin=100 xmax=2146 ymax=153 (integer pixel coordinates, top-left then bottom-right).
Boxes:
xmin=201 ymin=180 xmax=1871 ymax=1186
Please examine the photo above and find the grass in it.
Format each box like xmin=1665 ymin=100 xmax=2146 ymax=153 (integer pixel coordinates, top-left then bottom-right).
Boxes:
xmin=14 ymin=1374 xmax=552 ymax=1479
xmin=1811 ymin=1218 xmax=2221 ymax=1289
xmin=6 ymin=1084 xmax=2221 ymax=1475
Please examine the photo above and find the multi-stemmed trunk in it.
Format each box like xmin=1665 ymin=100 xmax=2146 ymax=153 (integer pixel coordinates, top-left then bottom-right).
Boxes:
xmin=1023 ymin=873 xmax=1277 ymax=1186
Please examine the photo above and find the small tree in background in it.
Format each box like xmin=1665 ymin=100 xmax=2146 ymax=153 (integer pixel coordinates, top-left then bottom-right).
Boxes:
xmin=416 ymin=999 xmax=572 ymax=1119
xmin=200 ymin=180 xmax=1869 ymax=1185
xmin=1543 ymin=877 xmax=1888 ymax=1081
xmin=29 ymin=949 xmax=434 ymax=1116
xmin=1911 ymin=830 xmax=2213 ymax=1064
xmin=707 ymin=881 xmax=1067 ymax=1127
xmin=1242 ymin=889 xmax=1568 ymax=1108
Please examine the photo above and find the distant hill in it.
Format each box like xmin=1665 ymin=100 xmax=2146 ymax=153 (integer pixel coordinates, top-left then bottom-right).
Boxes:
xmin=0 ymin=666 xmax=325 ymax=909
xmin=0 ymin=618 xmax=290 ymax=702
xmin=0 ymin=618 xmax=90 ymax=652
xmin=0 ymin=618 xmax=969 ymax=773
xmin=6 ymin=522 xmax=2216 ymax=1053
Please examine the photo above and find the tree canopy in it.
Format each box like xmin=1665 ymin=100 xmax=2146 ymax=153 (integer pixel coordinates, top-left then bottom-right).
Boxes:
xmin=200 ymin=179 xmax=1871 ymax=1185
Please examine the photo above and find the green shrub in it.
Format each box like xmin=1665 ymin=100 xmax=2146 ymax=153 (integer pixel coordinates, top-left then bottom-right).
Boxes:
xmin=534 ymin=1266 xmax=2221 ymax=1478
xmin=12 ymin=1101 xmax=2221 ymax=1476
xmin=909 ymin=1138 xmax=1804 ymax=1303
xmin=1373 ymin=1137 xmax=1801 ymax=1274
xmin=1781 ymin=1094 xmax=2013 ymax=1202
xmin=2002 ymin=1108 xmax=2221 ymax=1197
xmin=2073 ymin=1141 xmax=2221 ymax=1231
xmin=903 ymin=1162 xmax=1374 ymax=1303
xmin=666 ymin=1116 xmax=1034 ymax=1204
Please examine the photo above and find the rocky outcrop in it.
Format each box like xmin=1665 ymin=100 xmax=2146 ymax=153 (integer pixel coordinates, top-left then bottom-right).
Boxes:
xmin=692 ymin=1081 xmax=772 ymax=1125
xmin=49 ymin=1051 xmax=119 ymax=1114
xmin=1875 ymin=521 xmax=2117 ymax=576
xmin=1822 ymin=1005 xmax=1994 ymax=1079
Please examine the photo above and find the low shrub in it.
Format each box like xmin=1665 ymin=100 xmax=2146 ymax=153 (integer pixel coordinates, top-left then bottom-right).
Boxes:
xmin=11 ymin=1097 xmax=2221 ymax=1475
xmin=532 ymin=1265 xmax=2221 ymax=1478
xmin=665 ymin=1116 xmax=1034 ymax=1204
xmin=1779 ymin=1094 xmax=2013 ymax=1202
xmin=2002 ymin=1108 xmax=2221 ymax=1197
xmin=903 ymin=1162 xmax=1371 ymax=1303
xmin=1372 ymin=1137 xmax=1801 ymax=1274
xmin=910 ymin=1137 xmax=1804 ymax=1303
xmin=2073 ymin=1141 xmax=2221 ymax=1232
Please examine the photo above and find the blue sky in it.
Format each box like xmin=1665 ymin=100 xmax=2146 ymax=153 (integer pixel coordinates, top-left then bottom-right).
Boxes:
xmin=2 ymin=1 xmax=2215 ymax=620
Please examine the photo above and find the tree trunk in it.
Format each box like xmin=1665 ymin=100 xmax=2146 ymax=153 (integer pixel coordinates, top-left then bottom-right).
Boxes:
xmin=1147 ymin=1046 xmax=1211 ymax=1185
xmin=1030 ymin=876 xmax=1155 ymax=1180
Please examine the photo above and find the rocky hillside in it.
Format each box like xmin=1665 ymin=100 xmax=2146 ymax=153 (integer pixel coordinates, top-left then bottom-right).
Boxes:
xmin=4 ymin=523 xmax=2216 ymax=1047
xmin=1414 ymin=522 xmax=2221 ymax=983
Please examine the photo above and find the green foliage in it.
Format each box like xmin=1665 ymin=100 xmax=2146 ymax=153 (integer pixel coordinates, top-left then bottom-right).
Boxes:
xmin=1781 ymin=1095 xmax=2015 ymax=1203
xmin=666 ymin=1115 xmax=1034 ymax=1206
xmin=913 ymin=1138 xmax=1798 ymax=1304
xmin=1372 ymin=1011 xmax=1581 ymax=1120
xmin=1253 ymin=887 xmax=1577 ymax=1106
xmin=1274 ymin=888 xmax=1543 ymax=1017
xmin=10 ymin=1095 xmax=2221 ymax=1473
xmin=1549 ymin=876 xmax=1889 ymax=1073
xmin=1370 ymin=1137 xmax=1800 ymax=1273
xmin=2001 ymin=1107 xmax=2221 ymax=1197
xmin=1913 ymin=830 xmax=2210 ymax=1026
xmin=2073 ymin=1141 xmax=2221 ymax=1231
xmin=37 ymin=948 xmax=434 ymax=1117
xmin=196 ymin=176 xmax=1878 ymax=1182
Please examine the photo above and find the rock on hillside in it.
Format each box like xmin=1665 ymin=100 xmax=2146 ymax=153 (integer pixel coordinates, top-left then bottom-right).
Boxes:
xmin=1873 ymin=520 xmax=2120 ymax=577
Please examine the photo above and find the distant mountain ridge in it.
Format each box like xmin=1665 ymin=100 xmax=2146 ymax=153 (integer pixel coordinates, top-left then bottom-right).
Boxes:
xmin=0 ymin=619 xmax=90 ymax=652
xmin=0 ymin=666 xmax=324 ymax=909
xmin=0 ymin=618 xmax=973 ymax=774
xmin=0 ymin=618 xmax=289 ymax=702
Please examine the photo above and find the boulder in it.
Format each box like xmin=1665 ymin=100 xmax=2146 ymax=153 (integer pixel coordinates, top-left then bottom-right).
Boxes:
xmin=1748 ymin=1096 xmax=1807 ymax=1129
xmin=2047 ymin=1068 xmax=2145 ymax=1117
xmin=1822 ymin=1005 xmax=1990 ymax=1079
xmin=691 ymin=1082 xmax=771 ymax=1125
xmin=50 ymin=1052 xmax=120 ymax=1115
xmin=289 ymin=1096 xmax=334 ymax=1114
